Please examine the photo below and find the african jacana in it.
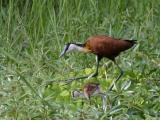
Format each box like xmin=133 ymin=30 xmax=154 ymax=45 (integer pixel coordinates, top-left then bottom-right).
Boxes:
xmin=72 ymin=82 xmax=106 ymax=111
xmin=60 ymin=35 xmax=136 ymax=90
xmin=72 ymin=83 xmax=100 ymax=100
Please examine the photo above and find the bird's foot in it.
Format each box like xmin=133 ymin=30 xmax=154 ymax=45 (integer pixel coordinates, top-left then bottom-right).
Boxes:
xmin=63 ymin=72 xmax=98 ymax=85
xmin=64 ymin=75 xmax=90 ymax=85
xmin=87 ymin=72 xmax=98 ymax=79
xmin=64 ymin=79 xmax=74 ymax=85
xmin=108 ymin=82 xmax=117 ymax=91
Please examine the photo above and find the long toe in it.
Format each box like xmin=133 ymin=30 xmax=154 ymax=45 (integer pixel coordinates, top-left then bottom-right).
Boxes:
xmin=88 ymin=73 xmax=98 ymax=79
xmin=92 ymin=73 xmax=98 ymax=77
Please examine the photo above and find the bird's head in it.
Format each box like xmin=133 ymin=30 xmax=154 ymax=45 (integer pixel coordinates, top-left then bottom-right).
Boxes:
xmin=59 ymin=43 xmax=85 ymax=57
xmin=72 ymin=90 xmax=84 ymax=99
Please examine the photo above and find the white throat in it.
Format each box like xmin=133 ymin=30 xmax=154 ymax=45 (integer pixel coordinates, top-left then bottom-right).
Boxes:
xmin=67 ymin=44 xmax=84 ymax=53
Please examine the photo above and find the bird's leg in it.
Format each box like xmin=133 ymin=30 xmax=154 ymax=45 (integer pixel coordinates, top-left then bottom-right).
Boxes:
xmin=88 ymin=55 xmax=102 ymax=78
xmin=89 ymin=96 xmax=91 ymax=105
xmin=100 ymin=93 xmax=107 ymax=112
xmin=81 ymin=98 xmax=84 ymax=109
xmin=108 ymin=60 xmax=124 ymax=91
xmin=64 ymin=56 xmax=102 ymax=84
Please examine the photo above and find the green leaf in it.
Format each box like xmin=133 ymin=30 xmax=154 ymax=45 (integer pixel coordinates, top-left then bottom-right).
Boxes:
xmin=85 ymin=68 xmax=93 ymax=74
xmin=121 ymin=80 xmax=131 ymax=90
xmin=60 ymin=90 xmax=70 ymax=97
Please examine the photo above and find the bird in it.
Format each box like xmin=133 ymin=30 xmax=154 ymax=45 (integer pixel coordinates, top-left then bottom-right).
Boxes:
xmin=83 ymin=82 xmax=100 ymax=99
xmin=72 ymin=83 xmax=101 ymax=100
xmin=72 ymin=82 xmax=107 ymax=111
xmin=60 ymin=35 xmax=136 ymax=90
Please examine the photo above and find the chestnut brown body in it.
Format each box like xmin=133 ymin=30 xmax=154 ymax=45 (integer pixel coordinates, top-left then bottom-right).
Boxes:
xmin=84 ymin=35 xmax=136 ymax=60
xmin=83 ymin=83 xmax=100 ymax=99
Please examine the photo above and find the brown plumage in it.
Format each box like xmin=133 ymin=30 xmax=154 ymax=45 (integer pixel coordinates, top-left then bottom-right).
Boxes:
xmin=60 ymin=35 xmax=136 ymax=90
xmin=83 ymin=83 xmax=100 ymax=99
xmin=84 ymin=35 xmax=136 ymax=60
xmin=72 ymin=83 xmax=100 ymax=100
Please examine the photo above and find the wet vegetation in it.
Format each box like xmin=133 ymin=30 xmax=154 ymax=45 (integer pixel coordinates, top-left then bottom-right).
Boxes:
xmin=0 ymin=0 xmax=160 ymax=119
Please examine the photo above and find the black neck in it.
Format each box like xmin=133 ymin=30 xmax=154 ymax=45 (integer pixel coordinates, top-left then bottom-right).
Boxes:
xmin=69 ymin=43 xmax=85 ymax=47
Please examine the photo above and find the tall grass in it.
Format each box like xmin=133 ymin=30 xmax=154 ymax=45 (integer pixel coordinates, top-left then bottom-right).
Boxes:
xmin=0 ymin=0 xmax=160 ymax=119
